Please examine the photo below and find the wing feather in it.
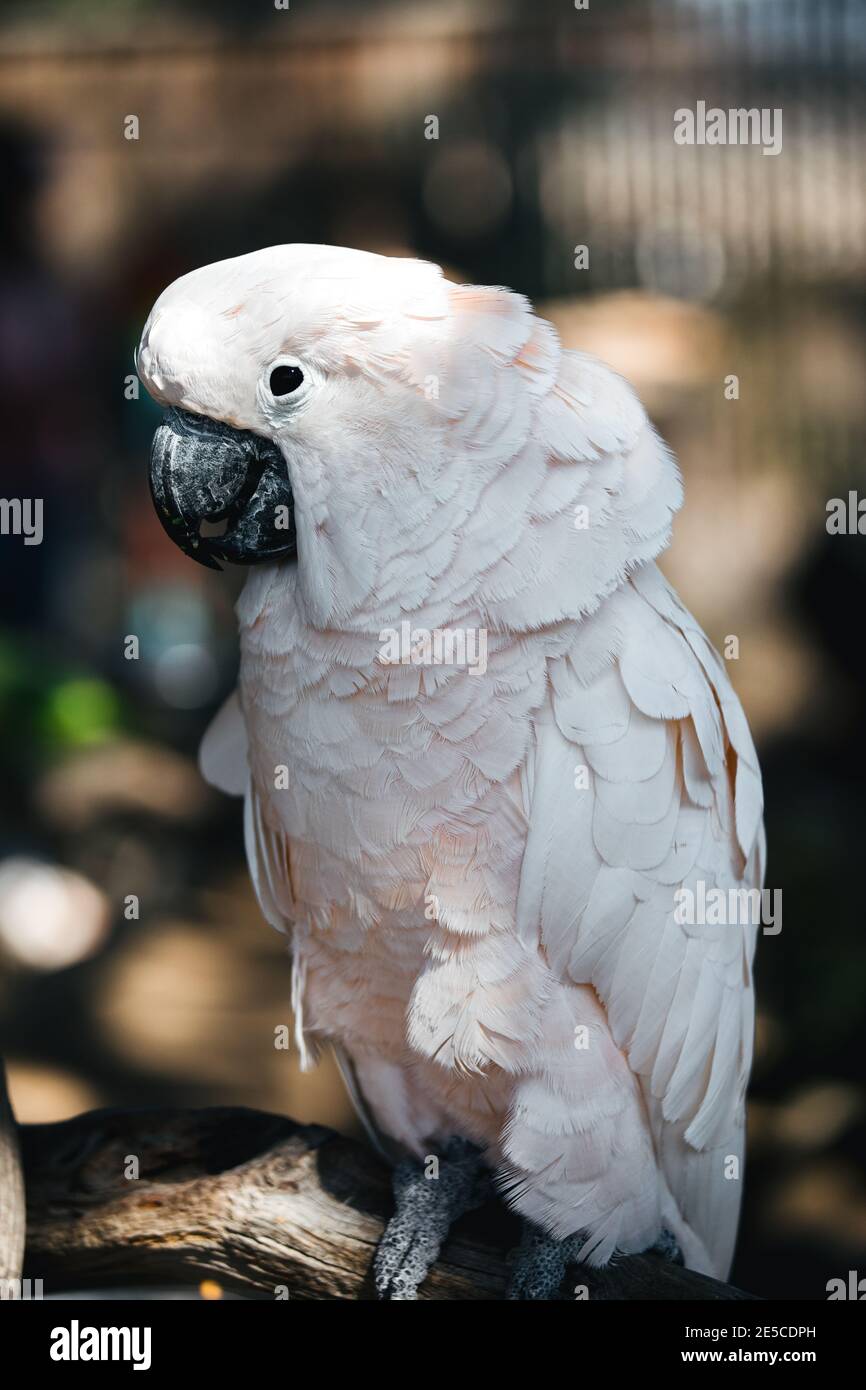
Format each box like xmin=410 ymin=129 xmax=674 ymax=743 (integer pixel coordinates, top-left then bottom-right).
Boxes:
xmin=198 ymin=689 xmax=248 ymax=795
xmin=519 ymin=561 xmax=763 ymax=1278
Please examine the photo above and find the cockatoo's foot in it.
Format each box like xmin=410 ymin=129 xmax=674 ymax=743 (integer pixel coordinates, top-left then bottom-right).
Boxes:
xmin=506 ymin=1222 xmax=684 ymax=1300
xmin=506 ymin=1223 xmax=589 ymax=1300
xmin=374 ymin=1138 xmax=492 ymax=1300
xmin=650 ymin=1227 xmax=684 ymax=1265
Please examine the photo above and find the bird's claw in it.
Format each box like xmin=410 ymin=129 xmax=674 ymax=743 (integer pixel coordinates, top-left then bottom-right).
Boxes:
xmin=374 ymin=1138 xmax=490 ymax=1300
xmin=506 ymin=1223 xmax=685 ymax=1300
xmin=506 ymin=1224 xmax=588 ymax=1300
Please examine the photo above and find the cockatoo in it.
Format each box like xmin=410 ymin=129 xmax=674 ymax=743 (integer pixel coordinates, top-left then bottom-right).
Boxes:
xmin=137 ymin=245 xmax=764 ymax=1299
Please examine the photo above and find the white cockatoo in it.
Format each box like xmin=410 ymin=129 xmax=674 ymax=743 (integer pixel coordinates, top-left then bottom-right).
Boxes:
xmin=137 ymin=245 xmax=764 ymax=1299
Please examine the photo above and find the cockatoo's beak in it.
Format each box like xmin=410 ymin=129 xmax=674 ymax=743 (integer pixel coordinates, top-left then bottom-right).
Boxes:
xmin=148 ymin=407 xmax=296 ymax=570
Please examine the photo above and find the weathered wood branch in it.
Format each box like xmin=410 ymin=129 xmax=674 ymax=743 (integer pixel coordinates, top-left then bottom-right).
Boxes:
xmin=20 ymin=1106 xmax=756 ymax=1300
xmin=0 ymin=1059 xmax=26 ymax=1297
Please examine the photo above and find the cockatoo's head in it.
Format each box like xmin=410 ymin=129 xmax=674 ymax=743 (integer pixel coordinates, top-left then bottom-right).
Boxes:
xmin=137 ymin=244 xmax=479 ymax=622
xmin=138 ymin=244 xmax=680 ymax=631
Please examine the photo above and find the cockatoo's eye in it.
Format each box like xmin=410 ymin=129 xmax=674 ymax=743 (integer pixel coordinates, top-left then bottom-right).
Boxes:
xmin=257 ymin=357 xmax=311 ymax=419
xmin=269 ymin=364 xmax=304 ymax=396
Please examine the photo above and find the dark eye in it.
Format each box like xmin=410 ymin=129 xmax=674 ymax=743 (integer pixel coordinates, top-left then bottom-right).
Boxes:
xmin=269 ymin=364 xmax=304 ymax=396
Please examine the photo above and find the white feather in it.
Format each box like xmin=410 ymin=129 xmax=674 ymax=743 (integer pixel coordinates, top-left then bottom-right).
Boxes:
xmin=140 ymin=245 xmax=763 ymax=1283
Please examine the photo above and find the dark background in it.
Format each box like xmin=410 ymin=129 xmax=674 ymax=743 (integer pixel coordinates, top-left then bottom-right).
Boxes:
xmin=1 ymin=0 xmax=865 ymax=1299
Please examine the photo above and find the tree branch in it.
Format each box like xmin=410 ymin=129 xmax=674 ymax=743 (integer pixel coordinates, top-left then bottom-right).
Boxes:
xmin=20 ymin=1106 xmax=756 ymax=1300
xmin=0 ymin=1059 xmax=26 ymax=1297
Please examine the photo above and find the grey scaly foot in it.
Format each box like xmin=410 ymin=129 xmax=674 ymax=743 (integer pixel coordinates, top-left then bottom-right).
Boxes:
xmin=650 ymin=1227 xmax=684 ymax=1265
xmin=506 ymin=1222 xmax=685 ymax=1300
xmin=374 ymin=1138 xmax=491 ymax=1300
xmin=506 ymin=1223 xmax=589 ymax=1300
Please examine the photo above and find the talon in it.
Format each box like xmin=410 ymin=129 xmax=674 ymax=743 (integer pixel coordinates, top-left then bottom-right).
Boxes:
xmin=373 ymin=1140 xmax=489 ymax=1300
xmin=507 ymin=1222 xmax=588 ymax=1301
xmin=650 ymin=1227 xmax=684 ymax=1266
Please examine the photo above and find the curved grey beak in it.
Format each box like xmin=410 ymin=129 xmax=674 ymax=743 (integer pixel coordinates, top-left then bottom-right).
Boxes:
xmin=148 ymin=407 xmax=296 ymax=570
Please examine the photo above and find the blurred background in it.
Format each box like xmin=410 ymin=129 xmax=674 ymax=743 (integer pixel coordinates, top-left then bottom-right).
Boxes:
xmin=0 ymin=0 xmax=864 ymax=1300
